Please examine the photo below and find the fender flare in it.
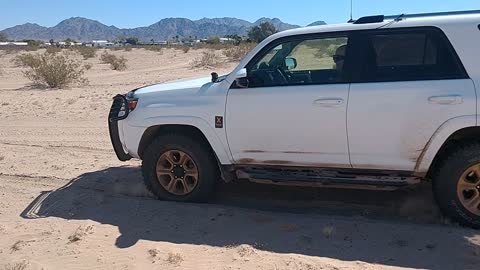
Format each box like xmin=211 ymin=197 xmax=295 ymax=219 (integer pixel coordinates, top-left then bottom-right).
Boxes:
xmin=415 ymin=115 xmax=477 ymax=176
xmin=137 ymin=116 xmax=233 ymax=164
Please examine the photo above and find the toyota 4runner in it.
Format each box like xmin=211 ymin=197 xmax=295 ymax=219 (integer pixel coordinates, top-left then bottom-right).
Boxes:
xmin=109 ymin=10 xmax=480 ymax=228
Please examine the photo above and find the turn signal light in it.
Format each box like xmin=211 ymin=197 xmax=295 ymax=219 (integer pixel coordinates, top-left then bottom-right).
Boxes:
xmin=128 ymin=99 xmax=138 ymax=111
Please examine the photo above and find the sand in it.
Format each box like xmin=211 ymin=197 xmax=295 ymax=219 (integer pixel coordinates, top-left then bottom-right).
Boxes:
xmin=0 ymin=47 xmax=479 ymax=270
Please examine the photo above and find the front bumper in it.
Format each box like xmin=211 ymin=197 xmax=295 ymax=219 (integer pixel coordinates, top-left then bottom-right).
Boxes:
xmin=108 ymin=95 xmax=132 ymax=161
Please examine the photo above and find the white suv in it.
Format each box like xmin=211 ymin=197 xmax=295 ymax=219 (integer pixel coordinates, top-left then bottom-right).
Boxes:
xmin=109 ymin=11 xmax=480 ymax=228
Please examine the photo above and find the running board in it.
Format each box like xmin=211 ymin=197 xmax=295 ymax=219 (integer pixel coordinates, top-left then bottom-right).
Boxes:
xmin=236 ymin=167 xmax=421 ymax=190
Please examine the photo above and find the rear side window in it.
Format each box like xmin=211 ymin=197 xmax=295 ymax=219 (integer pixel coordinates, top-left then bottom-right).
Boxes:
xmin=357 ymin=28 xmax=467 ymax=82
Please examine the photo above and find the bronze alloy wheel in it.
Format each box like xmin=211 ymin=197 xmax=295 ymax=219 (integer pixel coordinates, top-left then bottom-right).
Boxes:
xmin=156 ymin=150 xmax=199 ymax=196
xmin=457 ymin=164 xmax=480 ymax=216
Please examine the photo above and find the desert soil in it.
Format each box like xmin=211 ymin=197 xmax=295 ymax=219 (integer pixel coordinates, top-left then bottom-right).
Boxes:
xmin=0 ymin=48 xmax=479 ymax=270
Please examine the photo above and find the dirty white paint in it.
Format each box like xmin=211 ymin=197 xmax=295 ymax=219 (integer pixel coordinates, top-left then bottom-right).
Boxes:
xmin=118 ymin=13 xmax=480 ymax=176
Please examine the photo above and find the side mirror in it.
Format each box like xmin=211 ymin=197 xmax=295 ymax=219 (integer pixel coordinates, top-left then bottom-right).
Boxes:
xmin=235 ymin=68 xmax=247 ymax=79
xmin=285 ymin=57 xmax=297 ymax=70
xmin=234 ymin=68 xmax=249 ymax=88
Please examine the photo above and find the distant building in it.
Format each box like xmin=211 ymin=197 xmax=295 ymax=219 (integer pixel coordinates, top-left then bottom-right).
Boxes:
xmin=219 ymin=38 xmax=235 ymax=44
xmin=137 ymin=41 xmax=167 ymax=46
xmin=92 ymin=40 xmax=114 ymax=47
xmin=0 ymin=42 xmax=28 ymax=46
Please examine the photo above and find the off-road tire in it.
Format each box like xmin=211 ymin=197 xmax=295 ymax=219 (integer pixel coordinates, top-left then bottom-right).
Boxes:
xmin=433 ymin=142 xmax=480 ymax=229
xmin=142 ymin=133 xmax=218 ymax=202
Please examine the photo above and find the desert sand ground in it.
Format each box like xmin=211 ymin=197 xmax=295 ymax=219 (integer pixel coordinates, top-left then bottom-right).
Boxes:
xmin=0 ymin=48 xmax=479 ymax=270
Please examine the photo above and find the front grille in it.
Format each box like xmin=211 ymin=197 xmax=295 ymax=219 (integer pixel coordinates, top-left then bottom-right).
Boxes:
xmin=109 ymin=94 xmax=129 ymax=122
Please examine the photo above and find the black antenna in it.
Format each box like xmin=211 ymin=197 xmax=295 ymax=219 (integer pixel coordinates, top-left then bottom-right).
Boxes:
xmin=348 ymin=0 xmax=354 ymax=23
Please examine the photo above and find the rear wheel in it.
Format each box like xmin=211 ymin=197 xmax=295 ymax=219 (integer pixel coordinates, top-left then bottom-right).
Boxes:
xmin=433 ymin=143 xmax=480 ymax=229
xmin=142 ymin=134 xmax=218 ymax=202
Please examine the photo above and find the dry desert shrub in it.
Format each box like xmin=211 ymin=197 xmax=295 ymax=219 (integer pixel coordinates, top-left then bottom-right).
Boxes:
xmin=13 ymin=51 xmax=87 ymax=88
xmin=75 ymin=46 xmax=96 ymax=59
xmin=193 ymin=42 xmax=231 ymax=51
xmin=191 ymin=51 xmax=221 ymax=69
xmin=100 ymin=51 xmax=127 ymax=71
xmin=182 ymin=46 xmax=190 ymax=53
xmin=46 ymin=46 xmax=61 ymax=54
xmin=123 ymin=46 xmax=132 ymax=52
xmin=144 ymin=46 xmax=163 ymax=54
xmin=223 ymin=43 xmax=256 ymax=61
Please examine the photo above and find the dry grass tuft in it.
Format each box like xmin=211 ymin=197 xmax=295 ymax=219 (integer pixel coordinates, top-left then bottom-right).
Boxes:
xmin=100 ymin=51 xmax=127 ymax=71
xmin=3 ymin=261 xmax=29 ymax=270
xmin=148 ymin=248 xmax=160 ymax=258
xmin=68 ymin=225 xmax=95 ymax=243
xmin=235 ymin=244 xmax=257 ymax=257
xmin=166 ymin=252 xmax=184 ymax=265
xmin=10 ymin=240 xmax=26 ymax=252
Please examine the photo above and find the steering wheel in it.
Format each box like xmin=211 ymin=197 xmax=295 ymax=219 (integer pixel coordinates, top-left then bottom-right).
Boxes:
xmin=275 ymin=66 xmax=289 ymax=84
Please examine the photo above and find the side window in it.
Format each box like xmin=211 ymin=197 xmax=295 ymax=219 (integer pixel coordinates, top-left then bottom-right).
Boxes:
xmin=247 ymin=36 xmax=349 ymax=88
xmin=359 ymin=29 xmax=466 ymax=82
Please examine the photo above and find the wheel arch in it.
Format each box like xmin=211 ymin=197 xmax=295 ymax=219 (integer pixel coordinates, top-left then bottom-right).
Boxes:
xmin=415 ymin=115 xmax=479 ymax=177
xmin=138 ymin=123 xmax=226 ymax=158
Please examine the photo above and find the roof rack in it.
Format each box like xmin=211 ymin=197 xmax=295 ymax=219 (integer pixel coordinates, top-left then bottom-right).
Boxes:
xmin=352 ymin=10 xmax=480 ymax=24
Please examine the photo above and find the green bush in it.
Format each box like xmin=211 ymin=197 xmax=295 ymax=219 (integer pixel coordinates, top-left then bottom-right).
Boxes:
xmin=248 ymin=22 xmax=277 ymax=43
xmin=13 ymin=52 xmax=87 ymax=88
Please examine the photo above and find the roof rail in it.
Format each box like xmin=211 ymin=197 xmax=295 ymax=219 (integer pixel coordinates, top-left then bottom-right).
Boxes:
xmin=351 ymin=10 xmax=480 ymax=24
xmin=384 ymin=10 xmax=480 ymax=20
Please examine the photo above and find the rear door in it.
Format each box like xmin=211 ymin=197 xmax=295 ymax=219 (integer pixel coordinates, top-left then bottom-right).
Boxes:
xmin=347 ymin=27 xmax=476 ymax=171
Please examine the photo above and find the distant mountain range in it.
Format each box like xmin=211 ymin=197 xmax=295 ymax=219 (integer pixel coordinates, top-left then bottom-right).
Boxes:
xmin=1 ymin=17 xmax=327 ymax=42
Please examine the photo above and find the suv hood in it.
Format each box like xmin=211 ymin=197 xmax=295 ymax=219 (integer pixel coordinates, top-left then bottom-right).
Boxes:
xmin=134 ymin=76 xmax=213 ymax=96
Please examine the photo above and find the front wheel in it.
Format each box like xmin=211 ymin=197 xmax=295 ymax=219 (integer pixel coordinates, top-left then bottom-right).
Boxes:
xmin=433 ymin=143 xmax=480 ymax=229
xmin=142 ymin=134 xmax=218 ymax=202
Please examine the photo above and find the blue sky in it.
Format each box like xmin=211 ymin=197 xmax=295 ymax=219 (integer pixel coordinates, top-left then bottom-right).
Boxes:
xmin=2 ymin=0 xmax=480 ymax=29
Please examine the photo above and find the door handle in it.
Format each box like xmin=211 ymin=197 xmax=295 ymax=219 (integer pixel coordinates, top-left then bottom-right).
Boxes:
xmin=428 ymin=95 xmax=463 ymax=105
xmin=313 ymin=98 xmax=344 ymax=106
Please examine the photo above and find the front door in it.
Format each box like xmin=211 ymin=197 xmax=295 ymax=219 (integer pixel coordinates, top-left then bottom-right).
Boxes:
xmin=226 ymin=34 xmax=352 ymax=168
